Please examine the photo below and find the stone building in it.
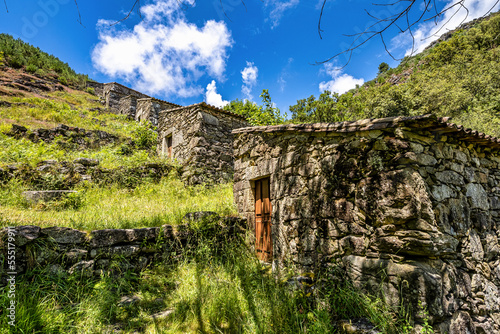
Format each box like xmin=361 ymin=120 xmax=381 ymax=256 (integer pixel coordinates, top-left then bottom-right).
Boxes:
xmin=158 ymin=102 xmax=249 ymax=184
xmin=232 ymin=114 xmax=500 ymax=332
xmin=87 ymin=81 xmax=179 ymax=125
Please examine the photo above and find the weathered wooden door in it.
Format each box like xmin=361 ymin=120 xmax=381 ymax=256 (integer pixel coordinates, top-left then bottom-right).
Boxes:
xmin=255 ymin=178 xmax=272 ymax=262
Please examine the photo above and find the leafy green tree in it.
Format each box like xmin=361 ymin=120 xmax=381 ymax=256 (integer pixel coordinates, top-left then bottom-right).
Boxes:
xmin=289 ymin=12 xmax=500 ymax=136
xmin=224 ymin=89 xmax=285 ymax=126
xmin=377 ymin=62 xmax=390 ymax=75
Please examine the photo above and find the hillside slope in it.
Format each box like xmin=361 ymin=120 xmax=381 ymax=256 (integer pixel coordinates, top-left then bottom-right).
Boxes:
xmin=290 ymin=11 xmax=500 ymax=136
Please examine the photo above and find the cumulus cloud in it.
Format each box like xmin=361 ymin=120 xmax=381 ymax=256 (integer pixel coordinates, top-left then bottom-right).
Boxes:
xmin=319 ymin=63 xmax=364 ymax=94
xmin=92 ymin=0 xmax=233 ymax=98
xmin=205 ymin=80 xmax=229 ymax=108
xmin=241 ymin=61 xmax=258 ymax=100
xmin=398 ymin=0 xmax=500 ymax=55
xmin=265 ymin=0 xmax=300 ymax=29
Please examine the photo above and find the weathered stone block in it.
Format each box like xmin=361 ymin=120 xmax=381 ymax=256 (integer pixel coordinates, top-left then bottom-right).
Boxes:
xmin=466 ymin=183 xmax=490 ymax=210
xmin=42 ymin=227 xmax=87 ymax=244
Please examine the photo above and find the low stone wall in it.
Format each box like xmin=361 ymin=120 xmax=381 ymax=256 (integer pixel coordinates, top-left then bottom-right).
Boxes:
xmin=6 ymin=123 xmax=121 ymax=149
xmin=0 ymin=214 xmax=246 ymax=285
xmin=232 ymin=115 xmax=500 ymax=333
xmin=158 ymin=103 xmax=248 ymax=184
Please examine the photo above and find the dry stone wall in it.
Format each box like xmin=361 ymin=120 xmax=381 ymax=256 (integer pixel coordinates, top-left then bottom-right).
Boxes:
xmin=232 ymin=115 xmax=500 ymax=333
xmin=102 ymin=82 xmax=149 ymax=114
xmin=0 ymin=214 xmax=245 ymax=285
xmin=136 ymin=98 xmax=178 ymax=127
xmin=158 ymin=103 xmax=248 ymax=185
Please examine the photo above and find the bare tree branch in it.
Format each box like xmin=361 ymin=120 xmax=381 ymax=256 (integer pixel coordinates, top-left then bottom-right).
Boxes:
xmin=316 ymin=0 xmax=500 ymax=67
xmin=73 ymin=0 xmax=85 ymax=27
xmin=3 ymin=0 xmax=7 ymax=13
xmin=110 ymin=0 xmax=141 ymax=27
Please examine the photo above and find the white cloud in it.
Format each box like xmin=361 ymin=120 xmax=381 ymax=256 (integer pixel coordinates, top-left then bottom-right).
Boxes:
xmin=265 ymin=0 xmax=300 ymax=29
xmin=241 ymin=61 xmax=258 ymax=100
xmin=92 ymin=0 xmax=232 ymax=98
xmin=400 ymin=0 xmax=500 ymax=55
xmin=319 ymin=63 xmax=364 ymax=94
xmin=205 ymin=80 xmax=229 ymax=108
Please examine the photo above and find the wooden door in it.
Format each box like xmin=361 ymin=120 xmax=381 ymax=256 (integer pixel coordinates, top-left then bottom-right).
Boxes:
xmin=255 ymin=178 xmax=272 ymax=262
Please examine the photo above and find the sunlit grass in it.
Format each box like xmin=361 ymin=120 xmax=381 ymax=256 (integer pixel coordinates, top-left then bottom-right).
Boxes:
xmin=0 ymin=177 xmax=236 ymax=230
xmin=0 ymin=233 xmax=411 ymax=334
xmin=0 ymin=90 xmax=146 ymax=138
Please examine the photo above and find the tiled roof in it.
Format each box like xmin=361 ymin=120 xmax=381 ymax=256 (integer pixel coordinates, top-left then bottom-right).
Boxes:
xmin=232 ymin=114 xmax=500 ymax=149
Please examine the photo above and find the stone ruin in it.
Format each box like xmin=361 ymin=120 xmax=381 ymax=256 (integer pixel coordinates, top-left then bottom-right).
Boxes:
xmin=87 ymin=82 xmax=249 ymax=184
xmin=232 ymin=114 xmax=500 ymax=333
xmin=87 ymin=81 xmax=180 ymax=126
xmin=157 ymin=102 xmax=248 ymax=184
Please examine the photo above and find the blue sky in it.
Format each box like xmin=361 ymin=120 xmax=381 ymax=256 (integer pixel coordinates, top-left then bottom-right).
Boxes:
xmin=1 ymin=0 xmax=499 ymax=116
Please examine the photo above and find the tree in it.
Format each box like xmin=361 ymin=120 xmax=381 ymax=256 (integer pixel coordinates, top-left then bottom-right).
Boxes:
xmin=224 ymin=89 xmax=285 ymax=126
xmin=378 ymin=62 xmax=390 ymax=75
xmin=289 ymin=90 xmax=351 ymax=124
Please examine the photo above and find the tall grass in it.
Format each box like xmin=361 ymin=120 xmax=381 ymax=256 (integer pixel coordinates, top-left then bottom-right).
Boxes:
xmin=0 ymin=231 xmax=412 ymax=334
xmin=0 ymin=176 xmax=236 ymax=230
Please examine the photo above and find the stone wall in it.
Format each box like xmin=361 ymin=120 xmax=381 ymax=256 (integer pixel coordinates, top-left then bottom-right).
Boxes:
xmin=232 ymin=115 xmax=500 ymax=333
xmin=158 ymin=103 xmax=248 ymax=184
xmin=86 ymin=81 xmax=104 ymax=96
xmin=118 ymin=95 xmax=137 ymax=119
xmin=0 ymin=214 xmax=245 ymax=284
xmin=102 ymin=82 xmax=149 ymax=115
xmin=136 ymin=98 xmax=178 ymax=127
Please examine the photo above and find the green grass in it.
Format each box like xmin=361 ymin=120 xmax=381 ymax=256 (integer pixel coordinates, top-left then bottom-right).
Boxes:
xmin=0 ymin=132 xmax=161 ymax=169
xmin=0 ymin=233 xmax=413 ymax=334
xmin=0 ymin=90 xmax=150 ymax=139
xmin=0 ymin=176 xmax=236 ymax=230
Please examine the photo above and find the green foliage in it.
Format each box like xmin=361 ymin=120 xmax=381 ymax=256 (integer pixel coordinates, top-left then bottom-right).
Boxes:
xmin=132 ymin=120 xmax=157 ymax=151
xmin=224 ymin=89 xmax=286 ymax=126
xmin=290 ymin=90 xmax=352 ymax=123
xmin=25 ymin=63 xmax=38 ymax=73
xmin=0 ymin=33 xmax=90 ymax=88
xmin=0 ymin=51 xmax=4 ymax=67
xmin=85 ymin=86 xmax=96 ymax=95
xmin=0 ymin=177 xmax=236 ymax=230
xmin=0 ymin=233 xmax=417 ymax=333
xmin=378 ymin=62 xmax=390 ymax=75
xmin=289 ymin=12 xmax=500 ymax=136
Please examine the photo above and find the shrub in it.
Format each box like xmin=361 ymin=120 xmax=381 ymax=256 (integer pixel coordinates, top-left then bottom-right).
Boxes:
xmin=26 ymin=63 xmax=38 ymax=73
xmin=132 ymin=121 xmax=157 ymax=151
xmin=85 ymin=87 xmax=95 ymax=95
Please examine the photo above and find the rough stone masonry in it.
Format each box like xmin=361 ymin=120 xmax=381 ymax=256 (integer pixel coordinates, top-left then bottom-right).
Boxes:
xmin=232 ymin=114 xmax=500 ymax=333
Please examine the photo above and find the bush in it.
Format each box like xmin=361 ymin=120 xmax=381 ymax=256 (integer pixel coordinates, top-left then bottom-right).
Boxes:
xmin=85 ymin=87 xmax=95 ymax=95
xmin=26 ymin=63 xmax=38 ymax=73
xmin=132 ymin=121 xmax=157 ymax=151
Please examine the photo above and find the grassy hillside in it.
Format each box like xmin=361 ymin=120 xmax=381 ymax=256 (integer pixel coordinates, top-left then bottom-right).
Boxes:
xmin=0 ymin=36 xmax=430 ymax=334
xmin=0 ymin=33 xmax=89 ymax=88
xmin=290 ymin=11 xmax=500 ymax=137
xmin=0 ymin=39 xmax=236 ymax=229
